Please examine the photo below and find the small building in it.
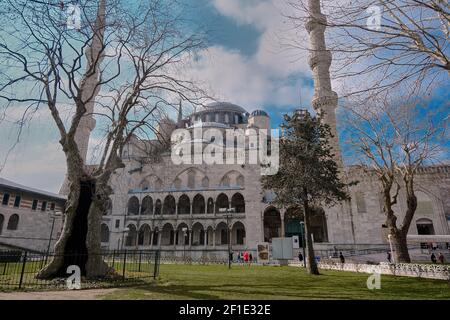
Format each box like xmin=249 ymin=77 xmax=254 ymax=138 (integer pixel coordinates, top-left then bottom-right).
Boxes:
xmin=0 ymin=178 xmax=65 ymax=252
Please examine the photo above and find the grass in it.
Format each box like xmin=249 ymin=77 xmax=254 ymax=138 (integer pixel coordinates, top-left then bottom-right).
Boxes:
xmin=100 ymin=264 xmax=450 ymax=300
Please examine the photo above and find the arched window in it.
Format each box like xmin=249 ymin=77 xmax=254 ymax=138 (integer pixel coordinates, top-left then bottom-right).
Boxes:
xmin=125 ymin=224 xmax=137 ymax=246
xmin=141 ymin=196 xmax=153 ymax=215
xmin=263 ymin=207 xmax=281 ymax=242
xmin=232 ymin=221 xmax=246 ymax=245
xmin=127 ymin=196 xmax=139 ymax=215
xmin=163 ymin=195 xmax=176 ymax=215
xmin=192 ymin=223 xmax=205 ymax=246
xmin=154 ymin=199 xmax=162 ymax=215
xmin=138 ymin=224 xmax=152 ymax=246
xmin=231 ymin=193 xmax=245 ymax=213
xmin=215 ymin=193 xmax=229 ymax=213
xmin=177 ymin=194 xmax=190 ymax=215
xmin=0 ymin=214 xmax=4 ymax=235
xmin=193 ymin=194 xmax=205 ymax=214
xmin=162 ymin=223 xmax=174 ymax=245
xmin=207 ymin=198 xmax=214 ymax=214
xmin=215 ymin=222 xmax=228 ymax=245
xmin=101 ymin=224 xmax=110 ymax=243
xmin=7 ymin=214 xmax=19 ymax=231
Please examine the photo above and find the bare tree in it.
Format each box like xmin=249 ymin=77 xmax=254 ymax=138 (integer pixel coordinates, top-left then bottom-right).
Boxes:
xmin=286 ymin=0 xmax=449 ymax=99
xmin=0 ymin=0 xmax=206 ymax=278
xmin=343 ymin=91 xmax=448 ymax=262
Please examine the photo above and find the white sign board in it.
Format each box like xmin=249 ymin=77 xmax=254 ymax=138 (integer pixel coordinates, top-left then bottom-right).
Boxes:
xmin=271 ymin=237 xmax=294 ymax=260
xmin=292 ymin=236 xmax=300 ymax=249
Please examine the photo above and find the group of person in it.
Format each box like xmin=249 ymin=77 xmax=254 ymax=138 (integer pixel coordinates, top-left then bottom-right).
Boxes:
xmin=431 ymin=252 xmax=446 ymax=264
xmin=232 ymin=251 xmax=253 ymax=263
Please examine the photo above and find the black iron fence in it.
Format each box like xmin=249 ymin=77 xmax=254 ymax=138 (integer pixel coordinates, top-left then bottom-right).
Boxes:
xmin=0 ymin=250 xmax=160 ymax=291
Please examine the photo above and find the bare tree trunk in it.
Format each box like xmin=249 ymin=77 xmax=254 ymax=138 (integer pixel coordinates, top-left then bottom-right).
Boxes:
xmin=391 ymin=231 xmax=411 ymax=263
xmin=303 ymin=188 xmax=319 ymax=275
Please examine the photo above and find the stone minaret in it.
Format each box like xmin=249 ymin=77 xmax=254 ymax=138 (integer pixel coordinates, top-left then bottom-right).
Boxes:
xmin=74 ymin=0 xmax=106 ymax=163
xmin=305 ymin=0 xmax=342 ymax=166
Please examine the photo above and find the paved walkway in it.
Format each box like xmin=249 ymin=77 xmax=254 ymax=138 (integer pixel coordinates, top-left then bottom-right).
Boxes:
xmin=0 ymin=288 xmax=116 ymax=300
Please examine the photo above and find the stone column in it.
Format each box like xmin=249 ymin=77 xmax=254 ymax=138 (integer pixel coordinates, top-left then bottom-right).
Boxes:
xmin=213 ymin=229 xmax=216 ymax=249
xmin=204 ymin=230 xmax=208 ymax=249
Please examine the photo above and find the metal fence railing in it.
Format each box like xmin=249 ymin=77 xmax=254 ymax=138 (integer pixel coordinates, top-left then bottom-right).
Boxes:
xmin=0 ymin=250 xmax=160 ymax=291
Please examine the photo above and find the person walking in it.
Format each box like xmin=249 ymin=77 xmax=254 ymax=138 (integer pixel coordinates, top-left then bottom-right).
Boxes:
xmin=243 ymin=251 xmax=249 ymax=264
xmin=339 ymin=252 xmax=345 ymax=264
xmin=387 ymin=251 xmax=391 ymax=263
xmin=249 ymin=253 xmax=253 ymax=264
xmin=298 ymin=251 xmax=304 ymax=266
xmin=431 ymin=252 xmax=437 ymax=263
xmin=438 ymin=252 xmax=445 ymax=264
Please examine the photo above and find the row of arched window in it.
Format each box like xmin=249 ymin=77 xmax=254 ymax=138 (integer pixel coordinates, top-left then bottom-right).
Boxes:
xmin=100 ymin=221 xmax=247 ymax=247
xmin=127 ymin=193 xmax=245 ymax=215
xmin=0 ymin=214 xmax=19 ymax=234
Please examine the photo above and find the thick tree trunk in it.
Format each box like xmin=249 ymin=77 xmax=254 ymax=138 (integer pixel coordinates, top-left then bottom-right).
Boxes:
xmin=391 ymin=231 xmax=411 ymax=263
xmin=303 ymin=189 xmax=320 ymax=275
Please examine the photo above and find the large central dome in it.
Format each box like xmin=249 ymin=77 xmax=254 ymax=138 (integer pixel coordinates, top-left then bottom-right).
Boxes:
xmin=194 ymin=102 xmax=247 ymax=114
xmin=188 ymin=102 xmax=249 ymax=127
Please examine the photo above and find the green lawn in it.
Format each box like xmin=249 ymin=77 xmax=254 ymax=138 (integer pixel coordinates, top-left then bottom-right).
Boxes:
xmin=100 ymin=264 xmax=450 ymax=300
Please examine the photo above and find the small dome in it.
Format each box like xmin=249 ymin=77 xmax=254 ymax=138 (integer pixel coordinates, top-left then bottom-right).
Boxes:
xmin=250 ymin=109 xmax=268 ymax=117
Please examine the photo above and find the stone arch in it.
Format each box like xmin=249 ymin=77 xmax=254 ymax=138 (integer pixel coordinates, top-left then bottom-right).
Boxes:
xmin=220 ymin=170 xmax=244 ymax=187
xmin=264 ymin=207 xmax=281 ymax=243
xmin=231 ymin=193 xmax=245 ymax=213
xmin=125 ymin=224 xmax=137 ymax=246
xmin=215 ymin=221 xmax=228 ymax=245
xmin=193 ymin=194 xmax=205 ymax=214
xmin=191 ymin=222 xmax=205 ymax=246
xmin=161 ymin=223 xmax=174 ymax=245
xmin=178 ymin=194 xmax=190 ymax=215
xmin=101 ymin=224 xmax=109 ymax=243
xmin=207 ymin=197 xmax=214 ymax=214
xmin=310 ymin=207 xmax=329 ymax=243
xmin=138 ymin=224 xmax=152 ymax=246
xmin=127 ymin=196 xmax=139 ymax=215
xmin=215 ymin=193 xmax=229 ymax=213
xmin=176 ymin=223 xmax=190 ymax=245
xmin=141 ymin=196 xmax=153 ymax=215
xmin=232 ymin=221 xmax=246 ymax=245
xmin=154 ymin=199 xmax=162 ymax=215
xmin=187 ymin=169 xmax=196 ymax=189
xmin=163 ymin=195 xmax=176 ymax=215
xmin=173 ymin=167 xmax=206 ymax=191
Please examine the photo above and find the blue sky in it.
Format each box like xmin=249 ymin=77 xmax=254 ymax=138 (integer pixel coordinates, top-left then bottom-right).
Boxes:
xmin=0 ymin=0 xmax=447 ymax=192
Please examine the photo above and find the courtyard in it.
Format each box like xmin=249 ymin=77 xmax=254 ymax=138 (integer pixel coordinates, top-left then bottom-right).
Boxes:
xmin=1 ymin=264 xmax=448 ymax=300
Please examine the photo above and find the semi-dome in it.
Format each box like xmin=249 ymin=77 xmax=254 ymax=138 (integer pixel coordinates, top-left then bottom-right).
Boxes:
xmin=250 ymin=109 xmax=268 ymax=117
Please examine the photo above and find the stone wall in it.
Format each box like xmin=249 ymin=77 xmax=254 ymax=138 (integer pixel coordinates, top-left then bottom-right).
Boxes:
xmin=313 ymin=261 xmax=450 ymax=280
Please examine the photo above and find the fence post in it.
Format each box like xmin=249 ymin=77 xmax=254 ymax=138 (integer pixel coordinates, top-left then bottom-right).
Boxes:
xmin=112 ymin=250 xmax=116 ymax=271
xmin=138 ymin=251 xmax=142 ymax=272
xmin=153 ymin=250 xmax=159 ymax=279
xmin=122 ymin=250 xmax=127 ymax=280
xmin=18 ymin=251 xmax=27 ymax=289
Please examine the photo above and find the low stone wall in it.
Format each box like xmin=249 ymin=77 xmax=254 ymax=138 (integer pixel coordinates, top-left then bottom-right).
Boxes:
xmin=314 ymin=262 xmax=450 ymax=280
